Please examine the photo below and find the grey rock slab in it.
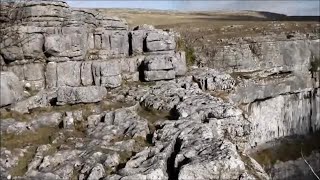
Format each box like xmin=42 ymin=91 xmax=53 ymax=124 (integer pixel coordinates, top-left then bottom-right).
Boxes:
xmin=80 ymin=61 xmax=93 ymax=86
xmin=144 ymin=54 xmax=174 ymax=71
xmin=57 ymin=61 xmax=81 ymax=87
xmin=144 ymin=70 xmax=175 ymax=81
xmin=130 ymin=30 xmax=146 ymax=54
xmin=10 ymin=89 xmax=57 ymax=113
xmin=87 ymin=163 xmax=106 ymax=180
xmin=45 ymin=62 xmax=57 ymax=89
xmin=23 ymin=63 xmax=45 ymax=81
xmin=57 ymin=86 xmax=107 ymax=105
xmin=0 ymin=71 xmax=24 ymax=107
xmin=191 ymin=67 xmax=235 ymax=91
xmin=173 ymin=51 xmax=187 ymax=76
xmin=146 ymin=31 xmax=176 ymax=52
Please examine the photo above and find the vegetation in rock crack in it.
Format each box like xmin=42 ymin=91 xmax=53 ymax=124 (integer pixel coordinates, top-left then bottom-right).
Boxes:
xmin=176 ymin=37 xmax=196 ymax=66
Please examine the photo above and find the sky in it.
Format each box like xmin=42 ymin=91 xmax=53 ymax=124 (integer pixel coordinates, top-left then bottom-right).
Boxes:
xmin=66 ymin=0 xmax=320 ymax=16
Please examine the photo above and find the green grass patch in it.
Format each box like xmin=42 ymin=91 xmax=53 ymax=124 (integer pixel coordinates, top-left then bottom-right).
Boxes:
xmin=9 ymin=146 xmax=37 ymax=177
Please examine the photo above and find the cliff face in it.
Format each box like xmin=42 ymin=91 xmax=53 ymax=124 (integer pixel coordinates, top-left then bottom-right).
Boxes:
xmin=0 ymin=1 xmax=319 ymax=180
xmin=213 ymin=38 xmax=320 ymax=147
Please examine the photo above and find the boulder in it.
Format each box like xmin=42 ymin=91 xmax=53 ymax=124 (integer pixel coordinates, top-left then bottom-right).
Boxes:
xmin=191 ymin=67 xmax=235 ymax=91
xmin=0 ymin=71 xmax=24 ymax=107
xmin=146 ymin=31 xmax=176 ymax=52
xmin=130 ymin=30 xmax=146 ymax=55
xmin=109 ymin=31 xmax=129 ymax=56
xmin=173 ymin=51 xmax=187 ymax=76
xmin=144 ymin=70 xmax=175 ymax=81
xmin=80 ymin=61 xmax=93 ymax=86
xmin=57 ymin=61 xmax=81 ymax=87
xmin=22 ymin=33 xmax=45 ymax=59
xmin=10 ymin=89 xmax=57 ymax=113
xmin=57 ymin=86 xmax=107 ymax=105
xmin=144 ymin=54 xmax=174 ymax=71
xmin=45 ymin=62 xmax=57 ymax=89
xmin=92 ymin=60 xmax=122 ymax=88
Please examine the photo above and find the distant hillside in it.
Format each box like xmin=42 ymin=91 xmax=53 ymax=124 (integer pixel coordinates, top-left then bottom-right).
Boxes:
xmin=94 ymin=8 xmax=319 ymax=27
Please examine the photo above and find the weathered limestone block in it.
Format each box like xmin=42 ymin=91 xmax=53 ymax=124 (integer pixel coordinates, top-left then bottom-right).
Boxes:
xmin=10 ymin=89 xmax=57 ymax=113
xmin=21 ymin=33 xmax=45 ymax=59
xmin=130 ymin=30 xmax=146 ymax=55
xmin=144 ymin=70 xmax=175 ymax=81
xmin=110 ymin=31 xmax=129 ymax=56
xmin=6 ymin=65 xmax=25 ymax=80
xmin=101 ymin=32 xmax=111 ymax=50
xmin=173 ymin=51 xmax=187 ymax=76
xmin=88 ymin=33 xmax=95 ymax=49
xmin=45 ymin=62 xmax=57 ymax=89
xmin=122 ymin=72 xmax=140 ymax=82
xmin=44 ymin=34 xmax=85 ymax=59
xmin=101 ymin=75 xmax=122 ymax=88
xmin=80 ymin=62 xmax=93 ymax=86
xmin=57 ymin=86 xmax=107 ymax=104
xmin=92 ymin=60 xmax=122 ymax=88
xmin=100 ymin=60 xmax=121 ymax=76
xmin=0 ymin=71 xmax=24 ymax=107
xmin=0 ymin=37 xmax=24 ymax=62
xmin=0 ymin=55 xmax=4 ymax=66
xmin=57 ymin=61 xmax=81 ymax=87
xmin=94 ymin=34 xmax=102 ymax=49
xmin=23 ymin=63 xmax=45 ymax=90
xmin=146 ymin=31 xmax=176 ymax=52
xmin=23 ymin=63 xmax=44 ymax=81
xmin=44 ymin=34 xmax=66 ymax=57
xmin=119 ymin=56 xmax=144 ymax=73
xmin=191 ymin=67 xmax=235 ymax=91
xmin=17 ymin=1 xmax=70 ymax=20
xmin=144 ymin=54 xmax=174 ymax=71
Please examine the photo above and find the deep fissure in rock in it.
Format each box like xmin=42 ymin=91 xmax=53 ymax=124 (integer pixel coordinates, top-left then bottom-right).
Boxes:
xmin=167 ymin=138 xmax=182 ymax=180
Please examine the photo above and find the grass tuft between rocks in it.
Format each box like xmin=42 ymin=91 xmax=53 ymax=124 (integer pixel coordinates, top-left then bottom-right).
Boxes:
xmin=176 ymin=37 xmax=196 ymax=66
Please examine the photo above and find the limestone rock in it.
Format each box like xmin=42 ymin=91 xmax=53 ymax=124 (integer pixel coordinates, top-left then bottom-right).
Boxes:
xmin=45 ymin=62 xmax=57 ymax=89
xmin=173 ymin=51 xmax=187 ymax=76
xmin=10 ymin=89 xmax=57 ymax=113
xmin=144 ymin=70 xmax=175 ymax=81
xmin=144 ymin=54 xmax=174 ymax=71
xmin=57 ymin=86 xmax=107 ymax=105
xmin=92 ymin=60 xmax=122 ymax=88
xmin=57 ymin=61 xmax=81 ymax=87
xmin=80 ymin=61 xmax=93 ymax=86
xmin=130 ymin=30 xmax=146 ymax=54
xmin=87 ymin=164 xmax=106 ymax=180
xmin=191 ymin=67 xmax=235 ymax=91
xmin=0 ymin=71 xmax=24 ymax=107
xmin=146 ymin=31 xmax=176 ymax=52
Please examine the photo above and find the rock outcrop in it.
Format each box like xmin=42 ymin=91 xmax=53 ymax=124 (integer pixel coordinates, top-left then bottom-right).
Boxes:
xmin=0 ymin=1 xmax=319 ymax=180
xmin=0 ymin=0 xmax=187 ymax=95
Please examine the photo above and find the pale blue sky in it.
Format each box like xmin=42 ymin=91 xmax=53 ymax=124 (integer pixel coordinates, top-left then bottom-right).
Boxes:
xmin=66 ymin=1 xmax=320 ymax=16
